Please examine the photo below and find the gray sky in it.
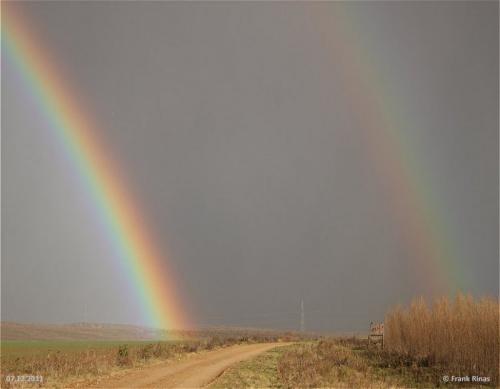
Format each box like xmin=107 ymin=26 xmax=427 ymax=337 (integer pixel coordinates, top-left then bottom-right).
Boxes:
xmin=2 ymin=1 xmax=498 ymax=332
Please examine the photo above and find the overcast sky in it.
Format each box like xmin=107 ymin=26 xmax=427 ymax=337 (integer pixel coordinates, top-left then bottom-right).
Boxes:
xmin=2 ymin=1 xmax=498 ymax=332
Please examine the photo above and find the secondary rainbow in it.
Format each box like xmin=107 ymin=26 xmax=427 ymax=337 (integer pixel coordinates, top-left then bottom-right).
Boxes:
xmin=2 ymin=4 xmax=191 ymax=330
xmin=314 ymin=6 xmax=465 ymax=293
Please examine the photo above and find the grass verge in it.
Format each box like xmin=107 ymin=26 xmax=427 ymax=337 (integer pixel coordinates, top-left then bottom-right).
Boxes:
xmin=210 ymin=344 xmax=297 ymax=388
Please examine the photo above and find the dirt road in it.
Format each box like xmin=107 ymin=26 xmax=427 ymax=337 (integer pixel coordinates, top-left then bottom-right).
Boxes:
xmin=92 ymin=343 xmax=285 ymax=388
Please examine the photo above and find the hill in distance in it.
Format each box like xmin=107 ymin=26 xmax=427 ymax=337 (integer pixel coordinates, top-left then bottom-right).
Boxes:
xmin=0 ymin=322 xmax=303 ymax=341
xmin=1 ymin=321 xmax=175 ymax=341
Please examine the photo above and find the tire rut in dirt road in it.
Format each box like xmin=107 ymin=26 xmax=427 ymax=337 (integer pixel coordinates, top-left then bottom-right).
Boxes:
xmin=91 ymin=342 xmax=288 ymax=388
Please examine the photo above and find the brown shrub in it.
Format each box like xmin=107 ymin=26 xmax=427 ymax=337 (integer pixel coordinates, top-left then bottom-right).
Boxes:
xmin=116 ymin=344 xmax=132 ymax=366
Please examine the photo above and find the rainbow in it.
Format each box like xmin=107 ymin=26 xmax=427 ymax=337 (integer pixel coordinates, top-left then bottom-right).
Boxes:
xmin=3 ymin=2 xmax=466 ymax=323
xmin=2 ymin=4 xmax=191 ymax=330
xmin=313 ymin=6 xmax=465 ymax=294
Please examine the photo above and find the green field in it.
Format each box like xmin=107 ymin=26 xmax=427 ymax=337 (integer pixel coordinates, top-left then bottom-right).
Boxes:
xmin=1 ymin=340 xmax=178 ymax=358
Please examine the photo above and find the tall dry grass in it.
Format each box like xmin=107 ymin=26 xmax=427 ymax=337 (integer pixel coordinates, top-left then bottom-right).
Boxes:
xmin=385 ymin=293 xmax=499 ymax=382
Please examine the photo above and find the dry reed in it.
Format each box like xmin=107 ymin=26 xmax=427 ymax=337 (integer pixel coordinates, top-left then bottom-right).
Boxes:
xmin=384 ymin=293 xmax=499 ymax=383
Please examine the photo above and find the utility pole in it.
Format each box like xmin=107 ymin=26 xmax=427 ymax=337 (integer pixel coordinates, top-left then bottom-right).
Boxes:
xmin=300 ymin=298 xmax=305 ymax=332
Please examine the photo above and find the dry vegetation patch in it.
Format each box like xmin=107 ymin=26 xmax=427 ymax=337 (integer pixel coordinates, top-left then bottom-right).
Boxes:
xmin=385 ymin=294 xmax=499 ymax=385
xmin=277 ymin=341 xmax=381 ymax=388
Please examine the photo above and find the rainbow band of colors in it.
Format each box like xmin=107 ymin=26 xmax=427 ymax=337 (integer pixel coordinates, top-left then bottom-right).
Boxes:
xmin=3 ymin=2 xmax=463 ymax=317
xmin=313 ymin=6 xmax=464 ymax=293
xmin=2 ymin=4 xmax=190 ymax=330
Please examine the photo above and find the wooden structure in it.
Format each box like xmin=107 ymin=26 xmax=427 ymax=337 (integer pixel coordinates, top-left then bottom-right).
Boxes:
xmin=368 ymin=321 xmax=384 ymax=348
